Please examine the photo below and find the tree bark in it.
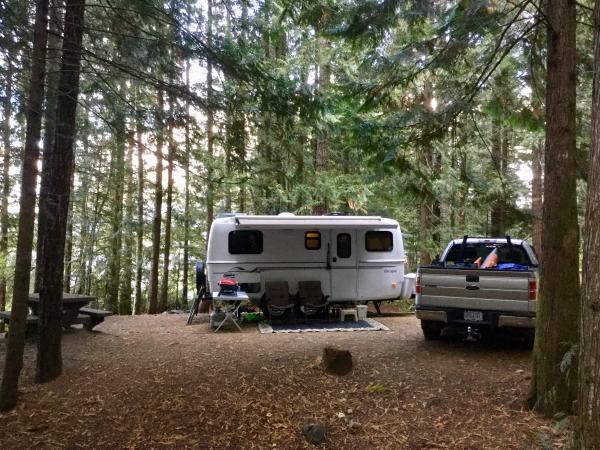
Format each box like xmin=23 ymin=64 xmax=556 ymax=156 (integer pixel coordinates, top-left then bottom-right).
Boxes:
xmin=458 ymin=149 xmax=468 ymax=230
xmin=148 ymin=90 xmax=164 ymax=315
xmin=490 ymin=122 xmax=503 ymax=237
xmin=182 ymin=60 xmax=190 ymax=309
xmin=313 ymin=14 xmax=331 ymax=216
xmin=134 ymin=110 xmax=144 ymax=314
xmin=75 ymin=129 xmax=92 ymax=294
xmin=35 ymin=0 xmax=64 ymax=293
xmin=0 ymin=56 xmax=13 ymax=333
xmin=205 ymin=0 xmax=215 ymax=241
xmin=578 ymin=0 xmax=600 ymax=444
xmin=158 ymin=95 xmax=175 ymax=313
xmin=36 ymin=0 xmax=86 ymax=384
xmin=529 ymin=0 xmax=579 ymax=416
xmin=105 ymin=110 xmax=126 ymax=313
xmin=531 ymin=141 xmax=544 ymax=261
xmin=63 ymin=203 xmax=73 ymax=293
xmin=418 ymin=82 xmax=439 ymax=264
xmin=119 ymin=127 xmax=135 ymax=315
xmin=0 ymin=0 xmax=49 ymax=411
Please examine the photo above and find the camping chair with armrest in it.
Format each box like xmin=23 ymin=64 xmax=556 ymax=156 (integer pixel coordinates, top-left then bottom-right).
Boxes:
xmin=297 ymin=281 xmax=329 ymax=322
xmin=263 ymin=281 xmax=295 ymax=323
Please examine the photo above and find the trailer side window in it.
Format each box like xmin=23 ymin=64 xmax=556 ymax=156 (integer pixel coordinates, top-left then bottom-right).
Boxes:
xmin=337 ymin=233 xmax=351 ymax=258
xmin=365 ymin=231 xmax=393 ymax=252
xmin=305 ymin=231 xmax=321 ymax=250
xmin=228 ymin=230 xmax=263 ymax=254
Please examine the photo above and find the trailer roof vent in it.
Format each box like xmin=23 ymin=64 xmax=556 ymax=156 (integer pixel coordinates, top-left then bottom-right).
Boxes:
xmin=278 ymin=212 xmax=295 ymax=217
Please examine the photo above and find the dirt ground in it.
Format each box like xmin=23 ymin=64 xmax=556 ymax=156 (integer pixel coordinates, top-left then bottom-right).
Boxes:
xmin=0 ymin=311 xmax=568 ymax=449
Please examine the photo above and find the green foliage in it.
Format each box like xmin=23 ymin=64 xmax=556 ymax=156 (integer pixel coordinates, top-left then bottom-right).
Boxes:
xmin=0 ymin=0 xmax=593 ymax=312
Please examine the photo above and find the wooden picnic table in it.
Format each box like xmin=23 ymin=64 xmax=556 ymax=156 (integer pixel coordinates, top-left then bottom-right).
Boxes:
xmin=0 ymin=293 xmax=112 ymax=333
xmin=30 ymin=293 xmax=112 ymax=330
xmin=28 ymin=292 xmax=94 ymax=312
xmin=28 ymin=293 xmax=95 ymax=328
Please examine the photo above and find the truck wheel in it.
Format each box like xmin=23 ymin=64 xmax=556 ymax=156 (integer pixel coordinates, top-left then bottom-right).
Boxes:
xmin=421 ymin=320 xmax=444 ymax=340
xmin=521 ymin=329 xmax=535 ymax=350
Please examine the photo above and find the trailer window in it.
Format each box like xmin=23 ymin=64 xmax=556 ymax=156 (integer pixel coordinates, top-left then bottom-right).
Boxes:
xmin=305 ymin=231 xmax=321 ymax=250
xmin=337 ymin=233 xmax=351 ymax=258
xmin=365 ymin=231 xmax=393 ymax=252
xmin=228 ymin=230 xmax=263 ymax=254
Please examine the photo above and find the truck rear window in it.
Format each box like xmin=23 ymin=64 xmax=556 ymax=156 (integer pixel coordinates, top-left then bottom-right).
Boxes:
xmin=444 ymin=243 xmax=532 ymax=266
xmin=228 ymin=230 xmax=263 ymax=254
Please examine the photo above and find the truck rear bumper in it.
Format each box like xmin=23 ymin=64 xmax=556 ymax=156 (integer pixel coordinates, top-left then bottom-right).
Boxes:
xmin=416 ymin=310 xmax=448 ymax=323
xmin=497 ymin=315 xmax=536 ymax=328
xmin=416 ymin=306 xmax=535 ymax=329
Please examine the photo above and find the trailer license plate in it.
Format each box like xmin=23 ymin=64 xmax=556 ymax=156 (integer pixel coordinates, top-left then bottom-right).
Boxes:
xmin=464 ymin=310 xmax=483 ymax=322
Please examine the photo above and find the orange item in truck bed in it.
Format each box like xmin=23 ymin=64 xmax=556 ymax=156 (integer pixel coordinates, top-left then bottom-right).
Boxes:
xmin=481 ymin=248 xmax=498 ymax=269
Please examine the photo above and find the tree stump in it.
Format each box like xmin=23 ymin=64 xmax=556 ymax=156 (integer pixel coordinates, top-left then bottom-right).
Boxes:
xmin=322 ymin=346 xmax=353 ymax=376
xmin=302 ymin=423 xmax=327 ymax=444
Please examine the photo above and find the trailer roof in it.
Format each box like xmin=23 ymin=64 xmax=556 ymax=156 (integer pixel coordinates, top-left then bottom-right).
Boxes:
xmin=231 ymin=215 xmax=399 ymax=229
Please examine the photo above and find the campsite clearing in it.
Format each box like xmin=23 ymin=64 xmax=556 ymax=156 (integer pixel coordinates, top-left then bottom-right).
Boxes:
xmin=0 ymin=312 xmax=568 ymax=449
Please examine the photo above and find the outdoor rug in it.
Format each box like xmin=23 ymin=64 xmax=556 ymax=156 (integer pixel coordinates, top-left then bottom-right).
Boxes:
xmin=258 ymin=318 xmax=390 ymax=334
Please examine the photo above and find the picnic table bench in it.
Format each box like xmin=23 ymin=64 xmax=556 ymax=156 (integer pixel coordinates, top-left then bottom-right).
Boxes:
xmin=0 ymin=311 xmax=39 ymax=337
xmin=78 ymin=307 xmax=113 ymax=331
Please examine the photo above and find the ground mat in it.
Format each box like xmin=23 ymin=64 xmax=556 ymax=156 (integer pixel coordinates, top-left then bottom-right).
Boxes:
xmin=258 ymin=318 xmax=390 ymax=333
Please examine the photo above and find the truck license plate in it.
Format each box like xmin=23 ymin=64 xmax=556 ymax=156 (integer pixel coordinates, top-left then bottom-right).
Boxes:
xmin=464 ymin=310 xmax=483 ymax=322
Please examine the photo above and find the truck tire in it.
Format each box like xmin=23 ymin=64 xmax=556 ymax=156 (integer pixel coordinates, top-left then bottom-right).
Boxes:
xmin=421 ymin=320 xmax=444 ymax=340
xmin=520 ymin=329 xmax=535 ymax=350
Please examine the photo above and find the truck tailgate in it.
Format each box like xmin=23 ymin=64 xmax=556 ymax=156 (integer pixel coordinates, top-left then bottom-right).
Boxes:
xmin=418 ymin=268 xmax=534 ymax=313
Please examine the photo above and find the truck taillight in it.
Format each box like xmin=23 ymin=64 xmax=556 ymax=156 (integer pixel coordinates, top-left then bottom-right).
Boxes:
xmin=416 ymin=275 xmax=421 ymax=295
xmin=528 ymin=278 xmax=537 ymax=300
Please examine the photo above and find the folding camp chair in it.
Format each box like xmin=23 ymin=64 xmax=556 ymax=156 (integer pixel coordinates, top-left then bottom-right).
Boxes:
xmin=297 ymin=281 xmax=329 ymax=322
xmin=263 ymin=281 xmax=295 ymax=323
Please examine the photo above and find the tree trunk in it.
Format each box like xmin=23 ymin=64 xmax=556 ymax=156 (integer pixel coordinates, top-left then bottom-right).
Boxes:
xmin=35 ymin=0 xmax=86 ymax=384
xmin=313 ymin=19 xmax=331 ymax=216
xmin=63 ymin=204 xmax=73 ymax=293
xmin=418 ymin=82 xmax=439 ymax=264
xmin=84 ymin=175 xmax=107 ymax=296
xmin=490 ymin=121 xmax=504 ymax=237
xmin=158 ymin=95 xmax=175 ymax=313
xmin=182 ymin=60 xmax=190 ymax=309
xmin=148 ymin=90 xmax=164 ymax=315
xmin=205 ymin=0 xmax=215 ymax=242
xmin=35 ymin=0 xmax=64 ymax=293
xmin=418 ymin=199 xmax=433 ymax=265
xmin=134 ymin=110 xmax=144 ymax=314
xmin=0 ymin=56 xmax=13 ymax=333
xmin=119 ymin=128 xmax=134 ymax=315
xmin=529 ymin=0 xmax=579 ymax=416
xmin=0 ymin=0 xmax=49 ymax=412
xmin=105 ymin=111 xmax=125 ymax=313
xmin=531 ymin=142 xmax=543 ymax=261
xmin=75 ymin=125 xmax=91 ymax=294
xmin=578 ymin=0 xmax=600 ymax=444
xmin=458 ymin=150 xmax=468 ymax=230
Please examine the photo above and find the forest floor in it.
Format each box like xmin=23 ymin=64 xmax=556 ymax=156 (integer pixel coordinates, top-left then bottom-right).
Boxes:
xmin=0 ymin=307 xmax=570 ymax=449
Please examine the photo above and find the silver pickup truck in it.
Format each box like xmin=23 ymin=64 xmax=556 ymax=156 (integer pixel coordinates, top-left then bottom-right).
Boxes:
xmin=415 ymin=237 xmax=538 ymax=345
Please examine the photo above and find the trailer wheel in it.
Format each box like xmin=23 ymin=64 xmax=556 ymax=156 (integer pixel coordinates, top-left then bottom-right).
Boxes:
xmin=421 ymin=320 xmax=444 ymax=340
xmin=195 ymin=260 xmax=206 ymax=291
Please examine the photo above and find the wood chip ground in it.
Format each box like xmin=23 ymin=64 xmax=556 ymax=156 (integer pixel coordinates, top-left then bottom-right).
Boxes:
xmin=0 ymin=310 xmax=568 ymax=449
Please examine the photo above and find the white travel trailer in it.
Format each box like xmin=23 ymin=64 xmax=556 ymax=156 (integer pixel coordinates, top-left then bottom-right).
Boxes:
xmin=205 ymin=213 xmax=406 ymax=304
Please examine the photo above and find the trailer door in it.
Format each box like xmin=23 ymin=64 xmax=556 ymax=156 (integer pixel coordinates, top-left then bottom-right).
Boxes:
xmin=329 ymin=230 xmax=358 ymax=301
